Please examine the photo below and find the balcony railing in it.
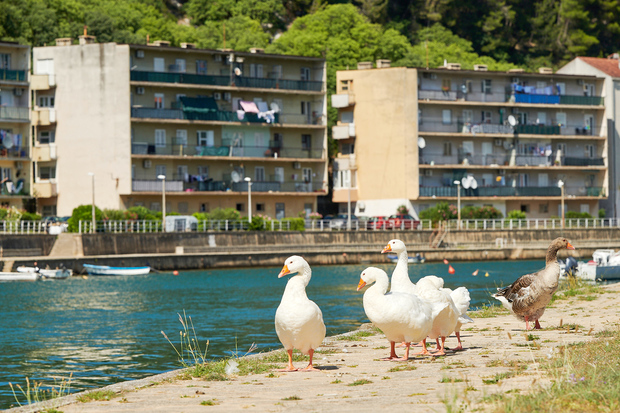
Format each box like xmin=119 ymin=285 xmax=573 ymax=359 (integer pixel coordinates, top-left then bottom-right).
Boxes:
xmin=420 ymin=152 xmax=603 ymax=167
xmin=419 ymin=118 xmax=601 ymax=137
xmin=130 ymin=71 xmax=323 ymax=92
xmin=419 ymin=186 xmax=562 ymax=197
xmin=0 ymin=69 xmax=27 ymax=82
xmin=0 ymin=106 xmax=29 ymax=121
xmin=418 ymin=87 xmax=603 ymax=106
xmin=131 ymin=179 xmax=325 ymax=193
xmin=131 ymin=142 xmax=324 ymax=159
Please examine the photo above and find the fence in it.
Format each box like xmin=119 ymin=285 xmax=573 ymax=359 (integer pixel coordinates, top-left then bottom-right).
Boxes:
xmin=0 ymin=221 xmax=48 ymax=234
xmin=77 ymin=219 xmax=302 ymax=233
xmin=443 ymin=218 xmax=620 ymax=230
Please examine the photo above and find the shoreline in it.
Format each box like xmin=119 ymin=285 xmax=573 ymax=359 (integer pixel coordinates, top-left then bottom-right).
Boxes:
xmin=6 ymin=281 xmax=620 ymax=413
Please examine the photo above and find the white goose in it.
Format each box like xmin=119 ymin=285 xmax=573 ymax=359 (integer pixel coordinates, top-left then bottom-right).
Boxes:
xmin=275 ymin=256 xmax=326 ymax=371
xmin=357 ymin=267 xmax=445 ymax=361
xmin=382 ymin=239 xmax=417 ymax=295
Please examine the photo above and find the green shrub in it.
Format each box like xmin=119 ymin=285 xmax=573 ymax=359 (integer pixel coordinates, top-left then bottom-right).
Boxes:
xmin=419 ymin=202 xmax=457 ymax=224
xmin=461 ymin=205 xmax=503 ymax=219
xmin=209 ymin=208 xmax=241 ymax=220
xmin=102 ymin=209 xmax=139 ymax=221
xmin=397 ymin=204 xmax=409 ymax=215
xmin=21 ymin=212 xmax=42 ymax=221
xmin=507 ymin=210 xmax=526 ymax=220
xmin=0 ymin=208 xmax=9 ymax=220
xmin=248 ymin=215 xmax=266 ymax=231
xmin=128 ymin=206 xmax=160 ymax=220
xmin=67 ymin=205 xmax=104 ymax=232
xmin=282 ymin=217 xmax=305 ymax=231
xmin=566 ymin=211 xmax=593 ymax=219
xmin=599 ymin=208 xmax=606 ymax=219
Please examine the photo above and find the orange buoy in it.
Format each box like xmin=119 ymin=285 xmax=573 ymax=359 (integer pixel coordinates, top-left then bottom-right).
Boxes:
xmin=443 ymin=259 xmax=449 ymax=265
xmin=484 ymin=272 xmax=490 ymax=277
xmin=448 ymin=265 xmax=455 ymax=274
xmin=173 ymin=270 xmax=179 ymax=276
xmin=472 ymin=269 xmax=479 ymax=276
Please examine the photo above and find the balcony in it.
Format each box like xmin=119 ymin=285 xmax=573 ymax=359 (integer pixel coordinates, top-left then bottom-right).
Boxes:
xmin=331 ymin=93 xmax=355 ymax=108
xmin=332 ymin=123 xmax=355 ymax=140
xmin=420 ymin=152 xmax=604 ymax=168
xmin=419 ymin=186 xmax=562 ymax=197
xmin=33 ymin=145 xmax=57 ymax=162
xmin=418 ymin=87 xmax=603 ymax=106
xmin=131 ymin=142 xmax=324 ymax=159
xmin=130 ymin=71 xmax=323 ymax=92
xmin=0 ymin=106 xmax=29 ymax=121
xmin=33 ymin=181 xmax=57 ymax=198
xmin=419 ymin=118 xmax=601 ymax=137
xmin=31 ymin=74 xmax=56 ymax=90
xmin=32 ymin=109 xmax=56 ymax=125
xmin=131 ymin=179 xmax=325 ymax=193
xmin=0 ymin=69 xmax=27 ymax=83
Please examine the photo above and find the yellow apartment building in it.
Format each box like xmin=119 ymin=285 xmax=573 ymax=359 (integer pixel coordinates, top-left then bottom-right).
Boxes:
xmin=332 ymin=62 xmax=608 ymax=219
xmin=32 ymin=37 xmax=327 ymax=218
xmin=0 ymin=42 xmax=31 ymax=209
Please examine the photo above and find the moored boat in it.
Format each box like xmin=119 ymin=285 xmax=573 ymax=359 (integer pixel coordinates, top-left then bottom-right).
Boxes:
xmin=387 ymin=253 xmax=425 ymax=264
xmin=16 ymin=266 xmax=72 ymax=279
xmin=560 ymin=249 xmax=620 ymax=281
xmin=83 ymin=264 xmax=151 ymax=276
xmin=0 ymin=272 xmax=40 ymax=281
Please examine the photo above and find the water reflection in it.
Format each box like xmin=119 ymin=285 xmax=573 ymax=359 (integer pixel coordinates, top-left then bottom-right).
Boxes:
xmin=1 ymin=260 xmax=551 ymax=408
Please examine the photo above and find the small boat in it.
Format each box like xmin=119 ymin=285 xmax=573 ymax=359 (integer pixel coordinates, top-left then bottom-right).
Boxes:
xmin=560 ymin=249 xmax=620 ymax=281
xmin=16 ymin=266 xmax=72 ymax=279
xmin=83 ymin=264 xmax=151 ymax=276
xmin=0 ymin=272 xmax=40 ymax=281
xmin=387 ymin=253 xmax=425 ymax=264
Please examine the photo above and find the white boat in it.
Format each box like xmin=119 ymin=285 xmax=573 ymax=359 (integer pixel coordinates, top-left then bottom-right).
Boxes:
xmin=83 ymin=264 xmax=151 ymax=276
xmin=16 ymin=266 xmax=72 ymax=279
xmin=387 ymin=253 xmax=425 ymax=264
xmin=0 ymin=272 xmax=41 ymax=281
xmin=561 ymin=249 xmax=620 ymax=281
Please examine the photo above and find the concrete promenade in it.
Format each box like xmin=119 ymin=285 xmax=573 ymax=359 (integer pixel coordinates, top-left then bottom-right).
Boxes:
xmin=7 ymin=282 xmax=620 ymax=413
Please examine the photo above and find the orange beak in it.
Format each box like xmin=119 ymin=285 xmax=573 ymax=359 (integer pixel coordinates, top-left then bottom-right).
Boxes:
xmin=278 ymin=265 xmax=290 ymax=278
xmin=567 ymin=242 xmax=575 ymax=250
xmin=357 ymin=278 xmax=367 ymax=291
xmin=381 ymin=244 xmax=392 ymax=254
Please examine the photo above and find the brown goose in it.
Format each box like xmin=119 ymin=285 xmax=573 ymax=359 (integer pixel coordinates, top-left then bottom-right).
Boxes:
xmin=493 ymin=237 xmax=575 ymax=330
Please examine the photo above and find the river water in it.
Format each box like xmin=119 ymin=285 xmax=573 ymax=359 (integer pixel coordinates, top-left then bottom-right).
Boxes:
xmin=1 ymin=259 xmax=553 ymax=408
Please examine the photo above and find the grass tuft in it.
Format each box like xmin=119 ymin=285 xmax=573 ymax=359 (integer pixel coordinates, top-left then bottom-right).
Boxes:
xmin=76 ymin=390 xmax=116 ymax=403
xmin=348 ymin=379 xmax=372 ymax=386
xmin=337 ymin=331 xmax=375 ymax=341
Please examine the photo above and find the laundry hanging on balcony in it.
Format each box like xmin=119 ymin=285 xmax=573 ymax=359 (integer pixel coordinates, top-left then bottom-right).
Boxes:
xmin=179 ymin=96 xmax=219 ymax=121
xmin=256 ymin=101 xmax=276 ymax=123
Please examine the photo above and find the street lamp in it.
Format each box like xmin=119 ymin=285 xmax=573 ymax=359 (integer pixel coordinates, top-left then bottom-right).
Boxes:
xmin=245 ymin=177 xmax=252 ymax=223
xmin=158 ymin=174 xmax=166 ymax=231
xmin=88 ymin=172 xmax=95 ymax=233
xmin=454 ymin=180 xmax=461 ymax=228
xmin=347 ymin=170 xmax=352 ymax=230
xmin=558 ymin=179 xmax=565 ymax=228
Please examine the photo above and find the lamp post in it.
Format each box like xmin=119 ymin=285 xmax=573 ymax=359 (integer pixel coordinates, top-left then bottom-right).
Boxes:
xmin=244 ymin=177 xmax=252 ymax=223
xmin=347 ymin=170 xmax=352 ymax=230
xmin=88 ymin=172 xmax=95 ymax=233
xmin=454 ymin=180 xmax=461 ymax=228
xmin=558 ymin=179 xmax=565 ymax=228
xmin=158 ymin=174 xmax=166 ymax=232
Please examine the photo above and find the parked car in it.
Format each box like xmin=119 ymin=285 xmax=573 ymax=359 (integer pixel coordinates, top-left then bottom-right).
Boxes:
xmin=43 ymin=216 xmax=69 ymax=234
xmin=366 ymin=216 xmax=389 ymax=230
xmin=329 ymin=214 xmax=359 ymax=230
xmin=386 ymin=214 xmax=420 ymax=230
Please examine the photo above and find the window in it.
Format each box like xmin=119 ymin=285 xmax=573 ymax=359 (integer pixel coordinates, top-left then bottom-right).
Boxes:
xmin=539 ymin=203 xmax=549 ymax=213
xmin=556 ymin=112 xmax=567 ymax=127
xmin=537 ymin=112 xmax=547 ymax=124
xmin=301 ymin=67 xmax=310 ymax=81
xmin=35 ymin=59 xmax=54 ymax=75
xmin=585 ymin=144 xmax=595 ymax=158
xmin=178 ymin=202 xmax=188 ymax=213
xmin=442 ymin=109 xmax=452 ymax=124
xmin=155 ymin=165 xmax=166 ymax=177
xmin=556 ymin=82 xmax=566 ymax=94
xmin=0 ymin=53 xmax=11 ymax=69
xmin=271 ymin=65 xmax=282 ymax=79
xmin=301 ymin=101 xmax=312 ymax=122
xmin=341 ymin=142 xmax=354 ymax=155
xmin=39 ymin=166 xmax=56 ymax=180
xmin=255 ymin=166 xmax=265 ymax=181
xmin=236 ymin=203 xmax=244 ymax=212
xmin=197 ymin=130 xmax=214 ymax=146
xmin=274 ymin=167 xmax=284 ymax=183
xmin=538 ymin=173 xmax=548 ymax=187
xmin=250 ymin=64 xmax=263 ymax=78
xmin=196 ymin=60 xmax=207 ymax=75
xmin=197 ymin=166 xmax=209 ymax=177
xmin=517 ymin=112 xmax=528 ymax=124
xmin=38 ymin=96 xmax=55 ymax=108
xmin=256 ymin=203 xmax=265 ymax=212
xmin=556 ymin=143 xmax=567 ymax=156
xmin=154 ymin=93 xmax=164 ymax=109
xmin=341 ymin=111 xmax=354 ymax=124
xmin=176 ymin=129 xmax=188 ymax=146
xmin=302 ymin=168 xmax=312 ymax=183
xmin=462 ymin=110 xmax=473 ymax=123
xmin=301 ymin=134 xmax=312 ymax=150
xmin=441 ymin=78 xmax=451 ymax=91
xmin=481 ymin=111 xmax=492 ymax=124
xmin=580 ymin=204 xmax=590 ymax=214
xmin=482 ymin=79 xmax=492 ymax=94
xmin=200 ymin=203 xmax=209 ymax=212
xmin=150 ymin=202 xmax=161 ymax=212
xmin=334 ymin=169 xmax=351 ymax=189
xmin=536 ymin=81 xmax=546 ymax=89
xmin=340 ymin=79 xmax=352 ymax=91
xmin=275 ymin=203 xmax=285 ymax=219
xmin=177 ymin=165 xmax=188 ymax=180
xmin=42 ymin=205 xmax=57 ymax=216
xmin=443 ymin=142 xmax=452 ymax=156
xmin=155 ymin=129 xmax=166 ymax=147
xmin=39 ymin=130 xmax=55 ymax=144
xmin=520 ymin=204 xmax=529 ymax=213
xmin=153 ymin=57 xmax=165 ymax=72
xmin=175 ymin=59 xmax=186 ymax=73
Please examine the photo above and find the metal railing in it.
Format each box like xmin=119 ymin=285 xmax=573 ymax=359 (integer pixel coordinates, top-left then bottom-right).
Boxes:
xmin=78 ymin=219 xmax=307 ymax=233
xmin=130 ymin=71 xmax=323 ymax=92
xmin=0 ymin=220 xmax=48 ymax=234
xmin=130 ymin=179 xmax=325 ymax=193
xmin=445 ymin=218 xmax=620 ymax=230
xmin=419 ymin=118 xmax=602 ymax=137
xmin=419 ymin=152 xmax=604 ymax=167
xmin=0 ymin=106 xmax=29 ymax=121
xmin=131 ymin=142 xmax=325 ymax=159
xmin=0 ymin=69 xmax=27 ymax=82
xmin=419 ymin=186 xmax=563 ymax=197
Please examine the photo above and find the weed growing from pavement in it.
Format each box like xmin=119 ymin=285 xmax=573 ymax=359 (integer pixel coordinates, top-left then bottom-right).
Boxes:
xmin=337 ymin=331 xmax=375 ymax=341
xmin=76 ymin=390 xmax=116 ymax=403
xmin=348 ymin=379 xmax=372 ymax=386
xmin=9 ymin=374 xmax=73 ymax=408
xmin=282 ymin=395 xmax=301 ymax=400
xmin=200 ymin=399 xmax=219 ymax=405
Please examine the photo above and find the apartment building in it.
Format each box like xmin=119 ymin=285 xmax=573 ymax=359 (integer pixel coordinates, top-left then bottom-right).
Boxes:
xmin=332 ymin=62 xmax=607 ymax=219
xmin=0 ymin=42 xmax=31 ymax=209
xmin=32 ymin=37 xmax=327 ymax=218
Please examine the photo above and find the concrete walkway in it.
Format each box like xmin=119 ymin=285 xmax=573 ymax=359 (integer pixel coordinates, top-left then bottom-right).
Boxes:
xmin=8 ymin=282 xmax=620 ymax=413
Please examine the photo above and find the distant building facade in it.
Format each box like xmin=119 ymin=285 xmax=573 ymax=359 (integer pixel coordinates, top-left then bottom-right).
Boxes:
xmin=32 ymin=38 xmax=327 ymax=218
xmin=332 ymin=62 xmax=607 ymax=219
xmin=0 ymin=42 xmax=31 ymax=209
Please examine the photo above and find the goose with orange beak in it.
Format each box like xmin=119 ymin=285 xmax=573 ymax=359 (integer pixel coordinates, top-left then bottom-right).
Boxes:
xmin=275 ymin=256 xmax=326 ymax=371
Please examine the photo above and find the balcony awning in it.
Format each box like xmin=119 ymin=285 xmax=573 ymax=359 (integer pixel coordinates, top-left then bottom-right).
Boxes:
xmin=179 ymin=96 xmax=219 ymax=112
